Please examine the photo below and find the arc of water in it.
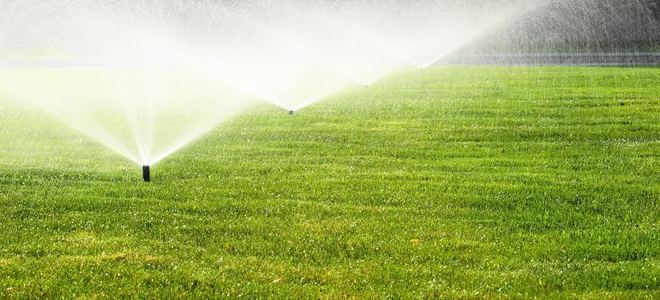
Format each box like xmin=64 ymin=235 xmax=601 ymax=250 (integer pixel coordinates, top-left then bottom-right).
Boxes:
xmin=209 ymin=10 xmax=360 ymax=111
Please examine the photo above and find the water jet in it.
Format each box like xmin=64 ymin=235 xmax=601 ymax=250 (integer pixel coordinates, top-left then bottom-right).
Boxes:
xmin=0 ymin=0 xmax=555 ymax=173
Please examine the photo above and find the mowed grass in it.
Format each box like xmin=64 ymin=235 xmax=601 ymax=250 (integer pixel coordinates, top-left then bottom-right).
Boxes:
xmin=0 ymin=66 xmax=658 ymax=298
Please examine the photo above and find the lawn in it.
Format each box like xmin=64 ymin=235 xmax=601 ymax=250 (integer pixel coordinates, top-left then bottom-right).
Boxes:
xmin=0 ymin=66 xmax=658 ymax=298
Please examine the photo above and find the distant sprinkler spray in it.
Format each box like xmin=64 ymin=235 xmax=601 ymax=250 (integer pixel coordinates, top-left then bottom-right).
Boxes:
xmin=143 ymin=165 xmax=150 ymax=182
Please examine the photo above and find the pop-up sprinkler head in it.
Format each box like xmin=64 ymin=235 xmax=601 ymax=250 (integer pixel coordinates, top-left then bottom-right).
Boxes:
xmin=288 ymin=110 xmax=294 ymax=115
xmin=143 ymin=165 xmax=150 ymax=182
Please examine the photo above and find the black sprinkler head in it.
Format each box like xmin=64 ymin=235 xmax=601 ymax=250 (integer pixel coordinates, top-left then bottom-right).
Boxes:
xmin=143 ymin=165 xmax=151 ymax=182
xmin=288 ymin=110 xmax=294 ymax=115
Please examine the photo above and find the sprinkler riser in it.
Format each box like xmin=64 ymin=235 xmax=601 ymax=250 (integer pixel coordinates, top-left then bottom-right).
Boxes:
xmin=143 ymin=165 xmax=150 ymax=182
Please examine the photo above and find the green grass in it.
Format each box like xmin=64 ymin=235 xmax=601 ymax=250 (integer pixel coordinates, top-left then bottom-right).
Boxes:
xmin=0 ymin=66 xmax=658 ymax=298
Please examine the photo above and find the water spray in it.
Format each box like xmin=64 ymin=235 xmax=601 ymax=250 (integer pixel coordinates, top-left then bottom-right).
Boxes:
xmin=143 ymin=165 xmax=151 ymax=182
xmin=0 ymin=0 xmax=557 ymax=175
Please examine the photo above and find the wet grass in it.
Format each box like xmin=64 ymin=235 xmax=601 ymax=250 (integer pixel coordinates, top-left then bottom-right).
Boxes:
xmin=0 ymin=66 xmax=658 ymax=298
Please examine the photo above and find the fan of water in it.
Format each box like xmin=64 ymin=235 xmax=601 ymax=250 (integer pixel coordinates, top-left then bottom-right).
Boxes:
xmin=0 ymin=0 xmax=550 ymax=169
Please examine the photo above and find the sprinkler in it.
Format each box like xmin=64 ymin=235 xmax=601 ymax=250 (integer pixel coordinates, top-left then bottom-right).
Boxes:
xmin=143 ymin=165 xmax=151 ymax=182
xmin=288 ymin=110 xmax=294 ymax=115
